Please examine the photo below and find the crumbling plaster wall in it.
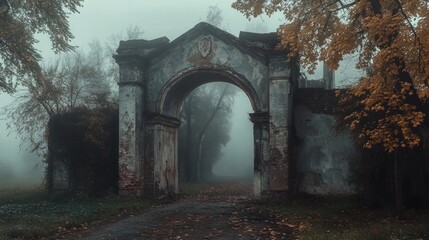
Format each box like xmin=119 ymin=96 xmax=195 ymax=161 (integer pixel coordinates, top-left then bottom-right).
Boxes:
xmin=152 ymin=124 xmax=178 ymax=197
xmin=268 ymin=57 xmax=293 ymax=191
xmin=251 ymin=113 xmax=270 ymax=196
xmin=118 ymin=83 xmax=144 ymax=195
xmin=294 ymin=90 xmax=359 ymax=194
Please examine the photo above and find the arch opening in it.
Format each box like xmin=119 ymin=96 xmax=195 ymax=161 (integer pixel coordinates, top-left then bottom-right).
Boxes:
xmin=177 ymin=82 xmax=254 ymax=196
xmin=154 ymin=68 xmax=260 ymax=197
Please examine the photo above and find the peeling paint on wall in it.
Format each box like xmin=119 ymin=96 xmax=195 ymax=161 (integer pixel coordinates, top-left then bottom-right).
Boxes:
xmin=268 ymin=58 xmax=291 ymax=191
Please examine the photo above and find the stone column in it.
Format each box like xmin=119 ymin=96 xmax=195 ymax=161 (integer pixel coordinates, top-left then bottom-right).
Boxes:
xmin=268 ymin=56 xmax=291 ymax=193
xmin=250 ymin=112 xmax=270 ymax=197
xmin=144 ymin=114 xmax=181 ymax=199
xmin=115 ymin=55 xmax=145 ymax=196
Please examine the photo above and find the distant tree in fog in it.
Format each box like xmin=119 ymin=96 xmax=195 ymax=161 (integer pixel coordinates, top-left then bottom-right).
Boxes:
xmin=205 ymin=5 xmax=227 ymax=30
xmin=104 ymin=25 xmax=145 ymax=99
xmin=178 ymin=83 xmax=236 ymax=182
xmin=3 ymin=48 xmax=111 ymax=156
xmin=2 ymin=26 xmax=144 ymax=157
xmin=245 ymin=20 xmax=268 ymax=33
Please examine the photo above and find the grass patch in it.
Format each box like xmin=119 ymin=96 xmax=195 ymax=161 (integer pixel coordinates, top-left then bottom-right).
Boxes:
xmin=0 ymin=188 xmax=152 ymax=239
xmin=252 ymin=195 xmax=429 ymax=240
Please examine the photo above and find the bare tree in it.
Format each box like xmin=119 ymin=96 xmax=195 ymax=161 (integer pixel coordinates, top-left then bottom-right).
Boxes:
xmin=3 ymin=49 xmax=111 ymax=156
xmin=179 ymin=83 xmax=236 ymax=182
xmin=245 ymin=19 xmax=268 ymax=33
xmin=104 ymin=25 xmax=145 ymax=98
xmin=2 ymin=25 xmax=145 ymax=158
xmin=205 ymin=5 xmax=226 ymax=30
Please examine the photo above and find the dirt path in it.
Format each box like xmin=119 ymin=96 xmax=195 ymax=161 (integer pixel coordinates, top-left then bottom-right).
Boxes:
xmin=80 ymin=181 xmax=297 ymax=239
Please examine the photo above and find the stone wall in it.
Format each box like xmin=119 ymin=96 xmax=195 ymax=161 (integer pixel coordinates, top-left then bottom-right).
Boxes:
xmin=293 ymin=89 xmax=359 ymax=194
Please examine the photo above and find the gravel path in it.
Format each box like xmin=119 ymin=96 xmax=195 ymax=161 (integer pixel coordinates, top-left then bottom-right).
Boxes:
xmin=79 ymin=182 xmax=297 ymax=239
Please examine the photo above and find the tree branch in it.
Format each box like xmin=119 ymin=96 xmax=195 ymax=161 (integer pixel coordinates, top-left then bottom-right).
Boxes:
xmin=394 ymin=0 xmax=425 ymax=73
xmin=329 ymin=0 xmax=359 ymax=13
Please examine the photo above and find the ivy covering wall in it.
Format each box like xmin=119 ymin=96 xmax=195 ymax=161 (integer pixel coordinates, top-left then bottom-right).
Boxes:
xmin=47 ymin=107 xmax=119 ymax=196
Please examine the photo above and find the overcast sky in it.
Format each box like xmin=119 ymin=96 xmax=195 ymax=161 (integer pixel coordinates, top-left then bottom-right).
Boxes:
xmin=36 ymin=0 xmax=284 ymax=55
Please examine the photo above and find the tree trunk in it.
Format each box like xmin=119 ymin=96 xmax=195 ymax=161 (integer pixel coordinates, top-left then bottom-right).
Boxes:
xmin=196 ymin=133 xmax=205 ymax=181
xmin=367 ymin=0 xmax=417 ymax=217
xmin=393 ymin=151 xmax=403 ymax=217
xmin=194 ymin=85 xmax=230 ymax=181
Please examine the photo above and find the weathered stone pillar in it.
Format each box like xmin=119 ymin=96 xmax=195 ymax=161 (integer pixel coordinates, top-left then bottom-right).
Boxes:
xmin=250 ymin=112 xmax=270 ymax=197
xmin=144 ymin=114 xmax=181 ymax=198
xmin=114 ymin=55 xmax=145 ymax=196
xmin=268 ymin=56 xmax=291 ymax=193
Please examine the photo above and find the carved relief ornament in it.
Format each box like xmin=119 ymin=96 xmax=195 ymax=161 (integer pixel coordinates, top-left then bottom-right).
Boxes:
xmin=198 ymin=36 xmax=212 ymax=58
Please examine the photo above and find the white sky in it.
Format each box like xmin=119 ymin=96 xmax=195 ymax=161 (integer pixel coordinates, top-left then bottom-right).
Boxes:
xmin=37 ymin=0 xmax=284 ymax=56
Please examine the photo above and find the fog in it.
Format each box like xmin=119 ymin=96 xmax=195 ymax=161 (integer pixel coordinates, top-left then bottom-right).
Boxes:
xmin=212 ymin=91 xmax=253 ymax=179
xmin=0 ymin=0 xmax=363 ymax=187
xmin=0 ymin=116 xmax=44 ymax=188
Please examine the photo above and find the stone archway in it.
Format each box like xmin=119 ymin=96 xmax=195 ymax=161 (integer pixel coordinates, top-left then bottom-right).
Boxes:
xmin=114 ymin=22 xmax=298 ymax=198
xmin=155 ymin=67 xmax=261 ymax=196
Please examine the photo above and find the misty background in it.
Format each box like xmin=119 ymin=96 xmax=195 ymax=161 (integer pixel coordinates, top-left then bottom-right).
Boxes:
xmin=0 ymin=0 xmax=364 ymax=186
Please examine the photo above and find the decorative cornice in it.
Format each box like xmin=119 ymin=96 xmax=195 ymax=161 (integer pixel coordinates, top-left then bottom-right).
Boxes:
xmin=249 ymin=111 xmax=269 ymax=123
xmin=113 ymin=54 xmax=147 ymax=64
xmin=117 ymin=81 xmax=144 ymax=88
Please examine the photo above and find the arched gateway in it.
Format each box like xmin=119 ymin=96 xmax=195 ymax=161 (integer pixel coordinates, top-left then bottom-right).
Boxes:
xmin=114 ymin=23 xmax=298 ymax=197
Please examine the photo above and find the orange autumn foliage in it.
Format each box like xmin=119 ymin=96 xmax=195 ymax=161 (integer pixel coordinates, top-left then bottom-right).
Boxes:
xmin=233 ymin=0 xmax=429 ymax=152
